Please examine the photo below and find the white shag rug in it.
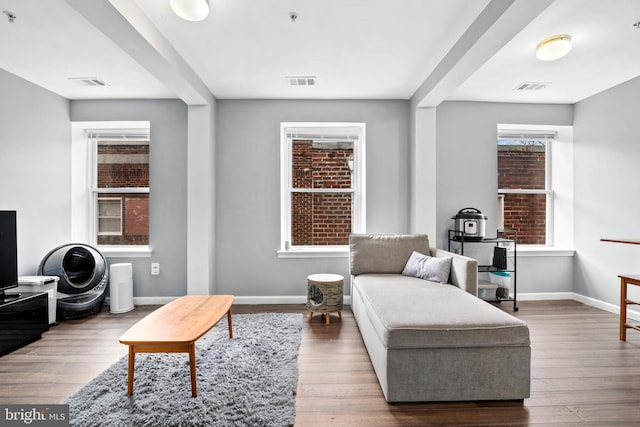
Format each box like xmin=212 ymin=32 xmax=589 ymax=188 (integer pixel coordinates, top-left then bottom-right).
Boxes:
xmin=64 ymin=312 xmax=303 ymax=427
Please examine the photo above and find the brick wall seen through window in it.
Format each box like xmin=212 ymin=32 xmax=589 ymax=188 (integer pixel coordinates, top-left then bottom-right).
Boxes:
xmin=291 ymin=140 xmax=353 ymax=246
xmin=498 ymin=143 xmax=546 ymax=245
xmin=96 ymin=140 xmax=149 ymax=245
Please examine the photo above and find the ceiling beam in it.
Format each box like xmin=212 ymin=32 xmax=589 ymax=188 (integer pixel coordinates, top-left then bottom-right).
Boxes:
xmin=64 ymin=0 xmax=213 ymax=106
xmin=411 ymin=0 xmax=555 ymax=108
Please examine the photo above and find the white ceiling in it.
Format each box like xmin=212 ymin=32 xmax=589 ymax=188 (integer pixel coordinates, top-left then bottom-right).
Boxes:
xmin=1 ymin=0 xmax=639 ymax=105
xmin=448 ymin=0 xmax=640 ymax=104
xmin=0 ymin=0 xmax=174 ymax=99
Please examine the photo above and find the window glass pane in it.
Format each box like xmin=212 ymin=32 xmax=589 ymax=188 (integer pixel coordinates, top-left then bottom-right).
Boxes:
xmin=95 ymin=138 xmax=149 ymax=246
xmin=98 ymin=218 xmax=121 ymax=234
xmin=97 ymin=197 xmax=121 ymax=236
xmin=290 ymin=138 xmax=354 ymax=246
xmin=96 ymin=194 xmax=149 ymax=245
xmin=502 ymin=193 xmax=546 ymax=245
xmin=292 ymin=140 xmax=353 ymax=190
xmin=98 ymin=198 xmax=121 ymax=217
xmin=498 ymin=140 xmax=546 ymax=190
xmin=291 ymin=192 xmax=352 ymax=246
xmin=97 ymin=140 xmax=149 ymax=188
xmin=86 ymin=126 xmax=150 ymax=247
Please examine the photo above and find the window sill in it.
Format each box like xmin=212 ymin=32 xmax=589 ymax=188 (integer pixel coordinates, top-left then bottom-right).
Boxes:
xmin=98 ymin=245 xmax=153 ymax=258
xmin=277 ymin=247 xmax=349 ymax=259
xmin=517 ymin=247 xmax=574 ymax=257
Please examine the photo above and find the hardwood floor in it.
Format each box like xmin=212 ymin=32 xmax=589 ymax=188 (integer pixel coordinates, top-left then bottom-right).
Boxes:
xmin=1 ymin=300 xmax=639 ymax=425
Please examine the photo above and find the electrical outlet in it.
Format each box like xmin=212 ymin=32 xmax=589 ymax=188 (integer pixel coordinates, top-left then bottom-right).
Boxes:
xmin=151 ymin=262 xmax=160 ymax=275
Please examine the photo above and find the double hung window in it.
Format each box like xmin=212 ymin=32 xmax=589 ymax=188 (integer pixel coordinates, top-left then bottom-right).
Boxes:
xmin=88 ymin=130 xmax=150 ymax=246
xmin=280 ymin=123 xmax=366 ymax=255
xmin=497 ymin=130 xmax=554 ymax=245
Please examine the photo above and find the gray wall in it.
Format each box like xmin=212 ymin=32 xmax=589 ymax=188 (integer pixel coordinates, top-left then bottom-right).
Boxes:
xmin=0 ymin=69 xmax=71 ymax=275
xmin=70 ymin=100 xmax=189 ymax=297
xmin=434 ymin=101 xmax=574 ymax=294
xmin=11 ymin=64 xmax=637 ymax=305
xmin=573 ymin=76 xmax=640 ymax=310
xmin=215 ymin=99 xmax=410 ymax=297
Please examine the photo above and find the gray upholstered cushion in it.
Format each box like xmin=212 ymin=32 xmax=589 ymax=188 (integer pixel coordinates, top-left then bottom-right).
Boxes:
xmin=350 ymin=234 xmax=430 ymax=275
xmin=402 ymin=251 xmax=452 ymax=283
xmin=353 ymin=274 xmax=530 ymax=349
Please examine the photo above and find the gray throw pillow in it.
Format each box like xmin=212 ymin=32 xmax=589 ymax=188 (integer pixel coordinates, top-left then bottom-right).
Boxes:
xmin=402 ymin=251 xmax=452 ymax=283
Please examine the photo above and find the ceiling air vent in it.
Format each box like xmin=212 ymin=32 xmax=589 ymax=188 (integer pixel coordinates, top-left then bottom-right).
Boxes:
xmin=68 ymin=77 xmax=108 ymax=87
xmin=286 ymin=76 xmax=316 ymax=86
xmin=514 ymin=82 xmax=550 ymax=91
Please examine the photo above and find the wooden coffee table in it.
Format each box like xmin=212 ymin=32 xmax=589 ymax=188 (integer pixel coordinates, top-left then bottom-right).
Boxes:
xmin=119 ymin=295 xmax=234 ymax=397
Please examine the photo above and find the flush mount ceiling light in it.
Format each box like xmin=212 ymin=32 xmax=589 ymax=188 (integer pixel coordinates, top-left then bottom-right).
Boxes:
xmin=536 ymin=34 xmax=572 ymax=61
xmin=170 ymin=0 xmax=209 ymax=22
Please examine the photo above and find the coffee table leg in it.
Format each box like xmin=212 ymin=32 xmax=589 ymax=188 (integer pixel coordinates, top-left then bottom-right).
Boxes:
xmin=227 ymin=309 xmax=233 ymax=338
xmin=621 ymin=277 xmax=627 ymax=341
xmin=189 ymin=343 xmax=197 ymax=397
xmin=127 ymin=346 xmax=135 ymax=395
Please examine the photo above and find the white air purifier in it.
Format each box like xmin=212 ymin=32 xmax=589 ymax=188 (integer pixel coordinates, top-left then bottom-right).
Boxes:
xmin=109 ymin=263 xmax=134 ymax=314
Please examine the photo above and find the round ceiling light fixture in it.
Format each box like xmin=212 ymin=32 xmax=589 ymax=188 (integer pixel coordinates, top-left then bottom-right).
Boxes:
xmin=170 ymin=0 xmax=210 ymax=22
xmin=536 ymin=34 xmax=572 ymax=61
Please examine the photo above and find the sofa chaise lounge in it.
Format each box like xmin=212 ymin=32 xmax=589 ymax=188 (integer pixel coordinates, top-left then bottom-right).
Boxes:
xmin=349 ymin=233 xmax=531 ymax=402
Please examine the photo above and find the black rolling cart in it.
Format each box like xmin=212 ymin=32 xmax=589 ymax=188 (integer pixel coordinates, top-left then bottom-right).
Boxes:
xmin=448 ymin=229 xmax=518 ymax=311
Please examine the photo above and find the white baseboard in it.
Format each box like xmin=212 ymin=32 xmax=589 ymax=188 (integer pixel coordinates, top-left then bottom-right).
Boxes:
xmin=131 ymin=297 xmax=178 ymax=305
xmin=571 ymin=292 xmax=618 ymax=314
xmin=517 ymin=292 xmax=640 ymax=322
xmin=571 ymin=292 xmax=640 ymax=321
xmin=114 ymin=293 xmax=640 ymax=322
xmin=113 ymin=295 xmax=353 ymax=306
xmin=105 ymin=296 xmax=178 ymax=306
xmin=517 ymin=292 xmax=574 ymax=301
xmin=222 ymin=295 xmax=353 ymax=305
xmin=232 ymin=296 xmax=306 ymax=305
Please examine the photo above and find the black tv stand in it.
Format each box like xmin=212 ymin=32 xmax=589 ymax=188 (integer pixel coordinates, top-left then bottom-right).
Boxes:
xmin=0 ymin=292 xmax=21 ymax=302
xmin=0 ymin=292 xmax=48 ymax=356
xmin=0 ymin=283 xmax=19 ymax=302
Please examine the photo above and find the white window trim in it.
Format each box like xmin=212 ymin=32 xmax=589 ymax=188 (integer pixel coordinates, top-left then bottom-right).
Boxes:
xmin=278 ymin=122 xmax=366 ymax=258
xmin=89 ymin=130 xmax=150 ymax=246
xmin=497 ymin=124 xmax=573 ymax=250
xmin=71 ymin=121 xmax=152 ymax=257
xmin=518 ymin=247 xmax=574 ymax=257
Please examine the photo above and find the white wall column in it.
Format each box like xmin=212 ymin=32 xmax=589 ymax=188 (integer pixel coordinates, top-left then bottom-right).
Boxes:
xmin=413 ymin=107 xmax=437 ymax=239
xmin=187 ymin=105 xmax=214 ymax=294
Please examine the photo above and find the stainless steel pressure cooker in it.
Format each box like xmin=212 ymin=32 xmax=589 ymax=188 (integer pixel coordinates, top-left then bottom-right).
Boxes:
xmin=452 ymin=208 xmax=487 ymax=240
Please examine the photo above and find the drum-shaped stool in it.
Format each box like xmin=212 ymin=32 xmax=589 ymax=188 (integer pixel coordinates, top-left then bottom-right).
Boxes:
xmin=306 ymin=273 xmax=344 ymax=325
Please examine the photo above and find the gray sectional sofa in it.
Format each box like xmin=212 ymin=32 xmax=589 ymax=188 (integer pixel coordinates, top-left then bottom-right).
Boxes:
xmin=349 ymin=234 xmax=531 ymax=402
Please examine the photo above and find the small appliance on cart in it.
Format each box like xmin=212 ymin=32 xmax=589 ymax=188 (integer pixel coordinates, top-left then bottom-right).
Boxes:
xmin=451 ymin=207 xmax=487 ymax=241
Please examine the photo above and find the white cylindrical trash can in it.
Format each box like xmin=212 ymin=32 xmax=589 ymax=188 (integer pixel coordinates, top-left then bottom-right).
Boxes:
xmin=109 ymin=263 xmax=134 ymax=313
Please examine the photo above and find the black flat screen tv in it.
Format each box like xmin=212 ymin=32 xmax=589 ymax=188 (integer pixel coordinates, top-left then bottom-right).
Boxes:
xmin=0 ymin=211 xmax=18 ymax=300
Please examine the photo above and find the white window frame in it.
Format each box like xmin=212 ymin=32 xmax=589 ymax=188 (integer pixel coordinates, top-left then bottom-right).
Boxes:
xmin=71 ymin=121 xmax=152 ymax=258
xmin=497 ymin=124 xmax=574 ymax=253
xmin=89 ymin=130 xmax=150 ymax=247
xmin=279 ymin=122 xmax=366 ymax=258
